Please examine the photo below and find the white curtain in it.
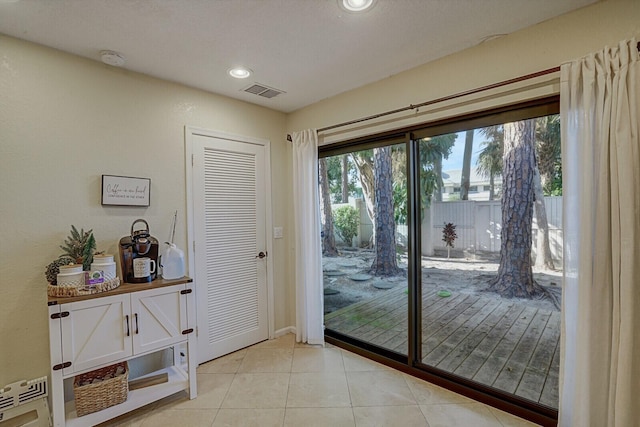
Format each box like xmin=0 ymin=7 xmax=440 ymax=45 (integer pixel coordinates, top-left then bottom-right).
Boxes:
xmin=560 ymin=39 xmax=640 ymax=427
xmin=291 ymin=129 xmax=325 ymax=345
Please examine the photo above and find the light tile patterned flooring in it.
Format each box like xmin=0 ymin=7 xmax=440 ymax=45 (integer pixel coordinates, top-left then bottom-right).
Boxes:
xmin=99 ymin=334 xmax=540 ymax=426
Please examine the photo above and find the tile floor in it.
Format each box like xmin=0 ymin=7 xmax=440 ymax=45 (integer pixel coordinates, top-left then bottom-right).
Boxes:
xmin=100 ymin=334 xmax=540 ymax=426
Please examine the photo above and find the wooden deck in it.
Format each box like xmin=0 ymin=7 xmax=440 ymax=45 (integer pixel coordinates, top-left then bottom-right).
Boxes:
xmin=325 ymin=286 xmax=560 ymax=408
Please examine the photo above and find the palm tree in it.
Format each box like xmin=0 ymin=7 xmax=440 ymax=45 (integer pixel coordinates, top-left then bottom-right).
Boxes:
xmin=476 ymin=126 xmax=503 ymax=200
xmin=419 ymin=134 xmax=456 ymax=204
xmin=460 ymin=130 xmax=474 ymax=200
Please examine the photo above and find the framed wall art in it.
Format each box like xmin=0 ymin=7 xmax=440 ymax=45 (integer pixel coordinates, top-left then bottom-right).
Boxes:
xmin=101 ymin=175 xmax=151 ymax=206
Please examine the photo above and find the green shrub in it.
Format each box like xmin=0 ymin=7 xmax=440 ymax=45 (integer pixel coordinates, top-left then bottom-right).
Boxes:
xmin=333 ymin=206 xmax=359 ymax=246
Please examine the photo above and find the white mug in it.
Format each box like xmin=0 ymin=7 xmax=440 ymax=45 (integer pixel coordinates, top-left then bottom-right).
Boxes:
xmin=133 ymin=257 xmax=156 ymax=278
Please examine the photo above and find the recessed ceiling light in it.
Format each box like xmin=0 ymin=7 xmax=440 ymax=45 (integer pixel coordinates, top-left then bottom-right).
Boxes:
xmin=228 ymin=67 xmax=252 ymax=79
xmin=341 ymin=0 xmax=375 ymax=12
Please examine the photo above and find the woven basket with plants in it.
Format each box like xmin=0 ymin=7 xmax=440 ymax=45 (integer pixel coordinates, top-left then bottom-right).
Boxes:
xmin=46 ymin=225 xmax=120 ymax=297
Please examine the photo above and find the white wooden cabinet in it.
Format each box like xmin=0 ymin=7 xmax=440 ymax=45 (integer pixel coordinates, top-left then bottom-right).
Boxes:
xmin=48 ymin=279 xmax=197 ymax=427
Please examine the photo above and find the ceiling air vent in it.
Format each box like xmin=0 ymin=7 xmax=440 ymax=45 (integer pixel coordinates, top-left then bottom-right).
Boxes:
xmin=243 ymin=83 xmax=285 ymax=99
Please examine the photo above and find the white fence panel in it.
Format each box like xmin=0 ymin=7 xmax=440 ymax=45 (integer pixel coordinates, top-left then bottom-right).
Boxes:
xmin=432 ymin=201 xmax=476 ymax=251
xmin=475 ymin=202 xmax=502 ymax=252
xmin=430 ymin=197 xmax=563 ymax=263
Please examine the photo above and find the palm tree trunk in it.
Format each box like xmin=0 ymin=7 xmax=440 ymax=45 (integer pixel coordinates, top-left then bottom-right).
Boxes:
xmin=434 ymin=154 xmax=443 ymax=202
xmin=319 ymin=158 xmax=338 ymax=256
xmin=489 ymin=173 xmax=495 ymax=200
xmin=461 ymin=130 xmax=474 ymax=200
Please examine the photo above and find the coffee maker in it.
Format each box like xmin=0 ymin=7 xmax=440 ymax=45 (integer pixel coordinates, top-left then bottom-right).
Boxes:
xmin=119 ymin=219 xmax=159 ymax=283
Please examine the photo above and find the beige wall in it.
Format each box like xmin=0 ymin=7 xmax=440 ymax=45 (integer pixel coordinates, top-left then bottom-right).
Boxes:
xmin=287 ymin=0 xmax=640 ymax=137
xmin=0 ymin=35 xmax=290 ymax=385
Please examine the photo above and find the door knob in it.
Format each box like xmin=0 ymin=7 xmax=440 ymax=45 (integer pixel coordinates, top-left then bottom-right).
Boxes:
xmin=256 ymin=251 xmax=267 ymax=259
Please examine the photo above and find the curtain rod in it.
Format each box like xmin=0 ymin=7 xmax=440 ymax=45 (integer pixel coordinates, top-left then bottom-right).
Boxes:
xmin=287 ymin=42 xmax=640 ymax=142
xmin=286 ymin=66 xmax=561 ymax=142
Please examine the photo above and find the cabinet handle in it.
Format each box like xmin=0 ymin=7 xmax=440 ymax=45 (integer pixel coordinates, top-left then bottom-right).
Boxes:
xmin=135 ymin=313 xmax=139 ymax=334
xmin=52 ymin=361 xmax=72 ymax=371
xmin=125 ymin=315 xmax=130 ymax=337
xmin=50 ymin=311 xmax=70 ymax=319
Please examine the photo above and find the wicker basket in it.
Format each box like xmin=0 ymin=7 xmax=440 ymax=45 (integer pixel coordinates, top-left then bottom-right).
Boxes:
xmin=73 ymin=362 xmax=128 ymax=417
xmin=47 ymin=277 xmax=121 ymax=298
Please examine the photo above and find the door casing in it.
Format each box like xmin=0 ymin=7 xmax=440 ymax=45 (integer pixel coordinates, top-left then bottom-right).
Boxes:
xmin=185 ymin=126 xmax=275 ymax=364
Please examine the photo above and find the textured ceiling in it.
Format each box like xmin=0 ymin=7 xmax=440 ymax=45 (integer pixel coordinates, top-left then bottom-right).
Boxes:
xmin=0 ymin=0 xmax=597 ymax=112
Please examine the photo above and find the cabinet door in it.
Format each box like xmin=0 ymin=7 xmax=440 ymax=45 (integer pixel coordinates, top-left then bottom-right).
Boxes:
xmin=61 ymin=294 xmax=133 ymax=375
xmin=130 ymin=285 xmax=187 ymax=355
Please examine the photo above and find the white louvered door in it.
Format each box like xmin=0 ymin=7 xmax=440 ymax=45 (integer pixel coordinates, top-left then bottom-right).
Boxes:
xmin=192 ymin=134 xmax=269 ymax=363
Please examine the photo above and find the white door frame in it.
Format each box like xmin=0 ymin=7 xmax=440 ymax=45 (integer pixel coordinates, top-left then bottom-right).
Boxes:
xmin=184 ymin=126 xmax=275 ymax=361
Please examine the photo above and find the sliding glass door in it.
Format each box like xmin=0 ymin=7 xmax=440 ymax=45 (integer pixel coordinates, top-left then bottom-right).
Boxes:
xmin=321 ymin=99 xmax=562 ymax=419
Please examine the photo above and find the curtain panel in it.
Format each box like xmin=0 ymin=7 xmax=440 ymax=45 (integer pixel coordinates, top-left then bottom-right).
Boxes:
xmin=560 ymin=38 xmax=640 ymax=427
xmin=291 ymin=129 xmax=325 ymax=345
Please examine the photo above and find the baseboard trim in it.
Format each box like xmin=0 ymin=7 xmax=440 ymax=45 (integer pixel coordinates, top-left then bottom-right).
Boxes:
xmin=274 ymin=326 xmax=296 ymax=338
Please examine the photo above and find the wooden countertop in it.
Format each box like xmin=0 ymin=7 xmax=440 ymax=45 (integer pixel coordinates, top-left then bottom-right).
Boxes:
xmin=47 ymin=277 xmax=193 ymax=305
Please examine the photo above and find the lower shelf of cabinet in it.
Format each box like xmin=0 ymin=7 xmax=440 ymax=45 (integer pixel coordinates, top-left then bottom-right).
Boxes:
xmin=62 ymin=365 xmax=190 ymax=427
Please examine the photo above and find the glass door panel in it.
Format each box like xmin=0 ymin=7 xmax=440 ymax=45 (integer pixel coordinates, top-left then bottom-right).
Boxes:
xmin=417 ymin=115 xmax=562 ymax=409
xmin=322 ymin=142 xmax=409 ymax=357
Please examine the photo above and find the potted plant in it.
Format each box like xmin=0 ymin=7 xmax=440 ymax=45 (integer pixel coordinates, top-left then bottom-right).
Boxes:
xmin=59 ymin=225 xmax=96 ymax=271
xmin=442 ymin=222 xmax=457 ymax=259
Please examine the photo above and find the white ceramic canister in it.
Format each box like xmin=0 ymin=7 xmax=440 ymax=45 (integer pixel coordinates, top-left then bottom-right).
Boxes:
xmin=58 ymin=264 xmax=83 ymax=275
xmin=57 ymin=271 xmax=85 ymax=288
xmin=91 ymin=254 xmax=117 ymax=280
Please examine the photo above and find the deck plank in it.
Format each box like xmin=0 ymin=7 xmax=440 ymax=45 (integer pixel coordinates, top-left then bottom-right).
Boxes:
xmin=423 ymin=296 xmax=494 ymax=366
xmin=452 ymin=302 xmax=526 ymax=379
xmin=492 ymin=309 xmax=551 ymax=394
xmin=432 ymin=297 xmax=504 ymax=372
xmin=539 ymin=338 xmax=560 ymax=407
xmin=466 ymin=306 xmax=538 ymax=386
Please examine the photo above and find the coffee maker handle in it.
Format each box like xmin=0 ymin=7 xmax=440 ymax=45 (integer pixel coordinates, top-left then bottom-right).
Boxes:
xmin=131 ymin=218 xmax=150 ymax=237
